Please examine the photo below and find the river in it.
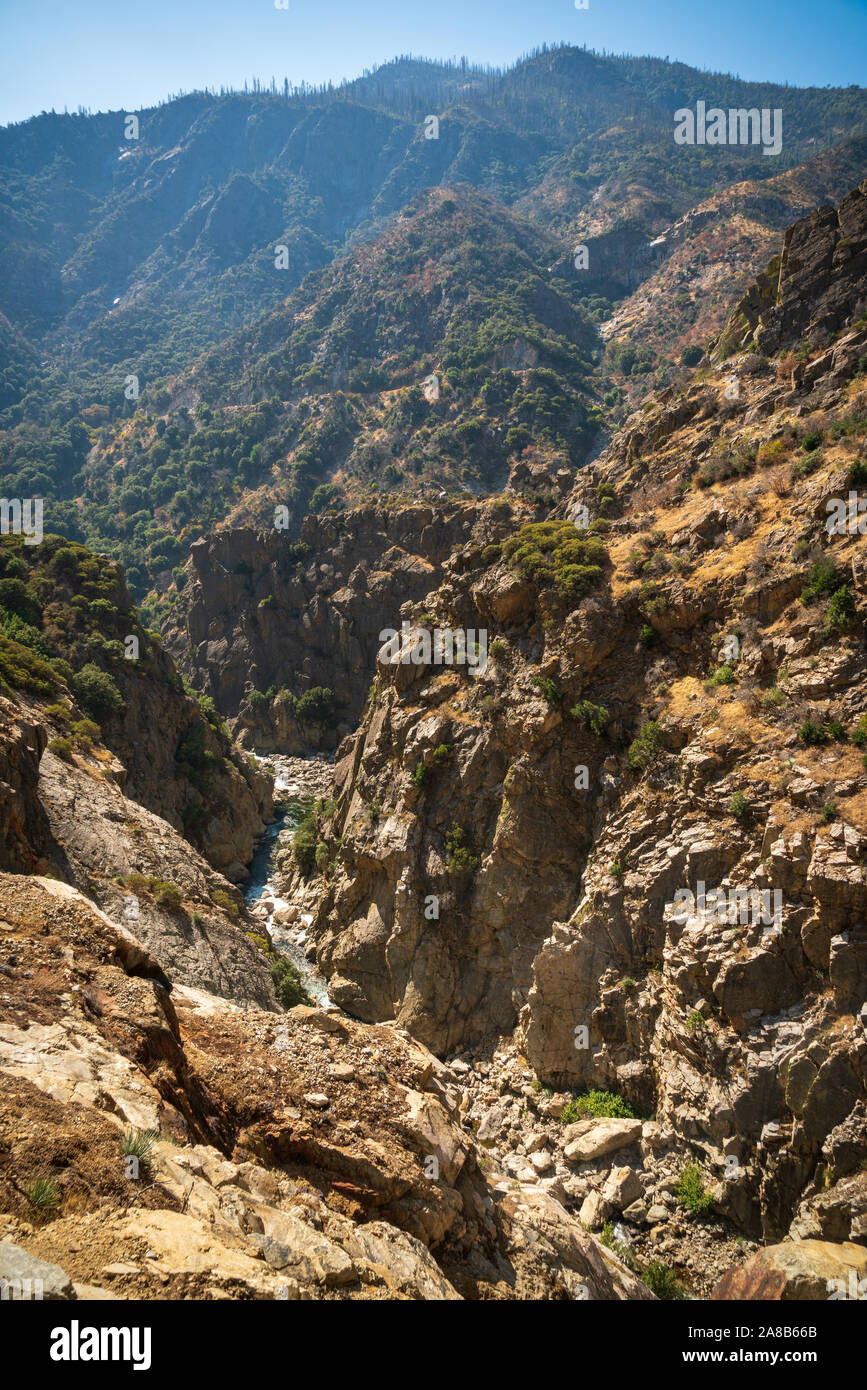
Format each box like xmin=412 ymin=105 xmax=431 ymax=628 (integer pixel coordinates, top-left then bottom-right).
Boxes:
xmin=242 ymin=754 xmax=332 ymax=1007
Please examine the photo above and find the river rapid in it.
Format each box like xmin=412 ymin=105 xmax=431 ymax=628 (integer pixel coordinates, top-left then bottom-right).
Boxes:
xmin=242 ymin=754 xmax=333 ymax=1007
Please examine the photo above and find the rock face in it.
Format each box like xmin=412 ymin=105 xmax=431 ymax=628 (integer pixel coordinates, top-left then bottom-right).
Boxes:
xmin=0 ymin=688 xmax=277 ymax=1009
xmin=0 ymin=702 xmax=52 ymax=873
xmin=0 ymin=874 xmax=652 ymax=1301
xmin=164 ymin=504 xmax=485 ymax=751
xmin=104 ymin=620 xmax=272 ymax=880
xmin=713 ymin=1240 xmax=867 ymax=1301
xmin=716 ymin=176 xmax=867 ymax=358
xmin=0 ymin=539 xmax=271 ymax=882
xmin=277 ymin=183 xmax=867 ymax=1248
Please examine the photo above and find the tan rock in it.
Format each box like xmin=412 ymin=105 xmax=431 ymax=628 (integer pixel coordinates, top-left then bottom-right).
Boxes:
xmin=713 ymin=1239 xmax=867 ymax=1300
xmin=563 ymin=1118 xmax=643 ymax=1163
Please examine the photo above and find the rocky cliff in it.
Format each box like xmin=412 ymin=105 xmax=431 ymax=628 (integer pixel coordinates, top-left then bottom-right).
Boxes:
xmin=271 ymin=183 xmax=867 ymax=1269
xmin=2 ymin=177 xmax=867 ymax=1306
xmin=0 ymin=533 xmax=271 ymax=880
xmin=0 ymin=873 xmax=653 ymax=1301
xmin=164 ymin=501 xmax=514 ymax=749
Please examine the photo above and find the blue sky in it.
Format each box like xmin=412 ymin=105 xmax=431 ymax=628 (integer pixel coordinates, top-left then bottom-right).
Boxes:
xmin=1 ymin=0 xmax=865 ymax=126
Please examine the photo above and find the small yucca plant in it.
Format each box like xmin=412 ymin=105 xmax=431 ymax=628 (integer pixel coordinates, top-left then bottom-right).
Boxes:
xmin=121 ymin=1127 xmax=158 ymax=1174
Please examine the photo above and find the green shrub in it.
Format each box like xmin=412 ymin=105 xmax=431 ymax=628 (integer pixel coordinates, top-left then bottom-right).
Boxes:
xmin=117 ymin=875 xmax=183 ymax=911
xmin=639 ymin=622 xmax=657 ymax=648
xmin=791 ymin=450 xmax=822 ymax=480
xmin=628 ymin=720 xmax=664 ymax=770
xmin=801 ymin=558 xmax=840 ymax=605
xmin=271 ymin=954 xmax=312 ymax=1009
xmin=444 ymin=823 xmax=479 ymax=879
xmin=152 ymin=880 xmax=183 ymax=911
xmin=761 ymin=687 xmax=785 ymax=709
xmin=122 ymin=872 xmax=151 ymax=893
xmin=825 ymin=585 xmax=856 ymax=635
xmin=729 ymin=791 xmax=747 ymax=819
xmin=501 ymin=521 xmax=605 ymax=605
xmin=676 ymin=1162 xmax=714 ymax=1215
xmin=0 ymin=610 xmax=49 ymax=654
xmin=821 ymin=802 xmax=838 ymax=824
xmin=797 ymin=717 xmax=845 ymax=746
xmin=210 ymin=888 xmax=239 ymax=920
xmin=851 ymin=714 xmax=867 ymax=747
xmin=561 ymin=1091 xmax=635 ymax=1123
xmin=640 ymin=1260 xmax=686 ymax=1300
xmin=0 ymin=634 xmax=58 ymax=695
xmin=293 ymin=813 xmax=318 ymax=875
xmin=570 ymin=699 xmax=609 ymax=735
xmin=0 ymin=576 xmax=42 ymax=626
xmin=708 ymin=664 xmax=736 ymax=687
xmin=531 ymin=675 xmax=561 ymax=705
xmin=751 ymin=437 xmax=783 ymax=468
xmin=847 ymin=458 xmax=867 ymax=486
xmin=295 ymin=686 xmax=335 ymax=725
xmin=176 ymin=723 xmax=217 ymax=787
xmin=314 ymin=842 xmax=330 ymax=871
xmin=71 ymin=717 xmax=101 ymax=749
xmin=47 ymin=736 xmax=74 ymax=760
xmin=71 ymin=662 xmax=124 ymax=722
xmin=44 ymin=702 xmax=72 ymax=725
xmin=799 ymin=719 xmax=828 ymax=745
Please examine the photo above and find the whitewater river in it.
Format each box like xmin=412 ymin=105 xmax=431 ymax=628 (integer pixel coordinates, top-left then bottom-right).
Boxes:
xmin=242 ymin=755 xmax=331 ymax=1006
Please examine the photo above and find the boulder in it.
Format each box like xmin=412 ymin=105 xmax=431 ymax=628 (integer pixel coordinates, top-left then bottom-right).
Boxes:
xmin=0 ymin=1242 xmax=74 ymax=1300
xmin=601 ymin=1166 xmax=645 ymax=1211
xmin=563 ymin=1118 xmax=643 ymax=1163
xmin=713 ymin=1240 xmax=867 ymax=1300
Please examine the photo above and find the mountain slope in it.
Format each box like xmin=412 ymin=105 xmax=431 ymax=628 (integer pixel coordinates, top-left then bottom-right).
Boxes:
xmin=1 ymin=49 xmax=865 ymax=608
xmin=270 ymin=182 xmax=867 ymax=1274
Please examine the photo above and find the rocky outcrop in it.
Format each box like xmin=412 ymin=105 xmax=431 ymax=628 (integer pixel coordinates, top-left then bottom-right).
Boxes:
xmin=163 ymin=504 xmax=494 ymax=751
xmin=716 ymin=177 xmax=867 ymax=358
xmin=0 ymin=701 xmax=53 ymax=873
xmin=36 ymin=746 xmax=278 ymax=1008
xmin=277 ymin=184 xmax=867 ymax=1256
xmin=0 ymin=874 xmax=653 ymax=1301
xmin=713 ymin=1239 xmax=867 ymax=1300
xmin=0 ymin=538 xmax=271 ymax=881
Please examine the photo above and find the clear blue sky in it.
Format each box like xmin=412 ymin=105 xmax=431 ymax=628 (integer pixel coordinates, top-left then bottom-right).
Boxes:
xmin=1 ymin=0 xmax=865 ymax=126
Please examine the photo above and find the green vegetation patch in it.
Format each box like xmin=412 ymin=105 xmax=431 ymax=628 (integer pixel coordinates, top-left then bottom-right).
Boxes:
xmin=502 ymin=521 xmax=605 ymax=605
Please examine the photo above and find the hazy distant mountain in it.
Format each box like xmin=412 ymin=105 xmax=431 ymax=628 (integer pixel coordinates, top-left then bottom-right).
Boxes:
xmin=0 ymin=45 xmax=865 ymax=610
